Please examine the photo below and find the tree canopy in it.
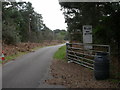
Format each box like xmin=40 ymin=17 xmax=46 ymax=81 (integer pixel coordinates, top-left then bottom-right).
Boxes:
xmin=2 ymin=1 xmax=68 ymax=44
xmin=60 ymin=2 xmax=120 ymax=44
xmin=60 ymin=2 xmax=120 ymax=78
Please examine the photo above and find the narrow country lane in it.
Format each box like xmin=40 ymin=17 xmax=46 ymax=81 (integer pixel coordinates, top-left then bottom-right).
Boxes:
xmin=3 ymin=44 xmax=65 ymax=88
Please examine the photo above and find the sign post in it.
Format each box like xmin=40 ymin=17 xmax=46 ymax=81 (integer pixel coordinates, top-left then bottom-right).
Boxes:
xmin=83 ymin=25 xmax=92 ymax=50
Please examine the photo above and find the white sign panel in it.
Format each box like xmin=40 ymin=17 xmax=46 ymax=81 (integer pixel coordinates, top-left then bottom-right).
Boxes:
xmin=83 ymin=25 xmax=92 ymax=50
xmin=83 ymin=25 xmax=92 ymax=43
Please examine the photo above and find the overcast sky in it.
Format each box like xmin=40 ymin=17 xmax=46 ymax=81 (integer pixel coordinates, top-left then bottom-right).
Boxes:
xmin=25 ymin=0 xmax=67 ymax=30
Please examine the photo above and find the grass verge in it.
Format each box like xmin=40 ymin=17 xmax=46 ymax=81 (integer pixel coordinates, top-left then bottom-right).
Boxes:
xmin=108 ymin=79 xmax=120 ymax=84
xmin=53 ymin=45 xmax=66 ymax=60
xmin=2 ymin=43 xmax=65 ymax=64
xmin=31 ymin=46 xmax=43 ymax=51
xmin=2 ymin=52 xmax=28 ymax=64
xmin=2 ymin=46 xmax=46 ymax=64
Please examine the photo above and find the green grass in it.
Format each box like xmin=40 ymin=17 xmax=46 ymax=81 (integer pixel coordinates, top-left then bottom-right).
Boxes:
xmin=31 ymin=46 xmax=43 ymax=51
xmin=107 ymin=79 xmax=120 ymax=83
xmin=5 ymin=52 xmax=27 ymax=60
xmin=0 ymin=61 xmax=2 ymax=64
xmin=1 ymin=44 xmax=65 ymax=64
xmin=2 ymin=52 xmax=28 ymax=64
xmin=53 ymin=45 xmax=66 ymax=60
xmin=2 ymin=46 xmax=44 ymax=64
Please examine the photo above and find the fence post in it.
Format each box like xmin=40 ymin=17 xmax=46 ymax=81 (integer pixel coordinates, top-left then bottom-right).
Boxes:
xmin=66 ymin=43 xmax=68 ymax=62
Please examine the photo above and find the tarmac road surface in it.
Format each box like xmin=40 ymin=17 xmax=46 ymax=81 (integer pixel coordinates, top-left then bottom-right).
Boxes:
xmin=3 ymin=44 xmax=65 ymax=88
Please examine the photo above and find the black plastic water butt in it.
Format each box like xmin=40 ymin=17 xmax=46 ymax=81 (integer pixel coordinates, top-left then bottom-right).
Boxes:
xmin=94 ymin=52 xmax=109 ymax=80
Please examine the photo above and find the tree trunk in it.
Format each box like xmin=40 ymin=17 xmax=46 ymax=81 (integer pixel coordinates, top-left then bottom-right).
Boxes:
xmin=28 ymin=18 xmax=31 ymax=42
